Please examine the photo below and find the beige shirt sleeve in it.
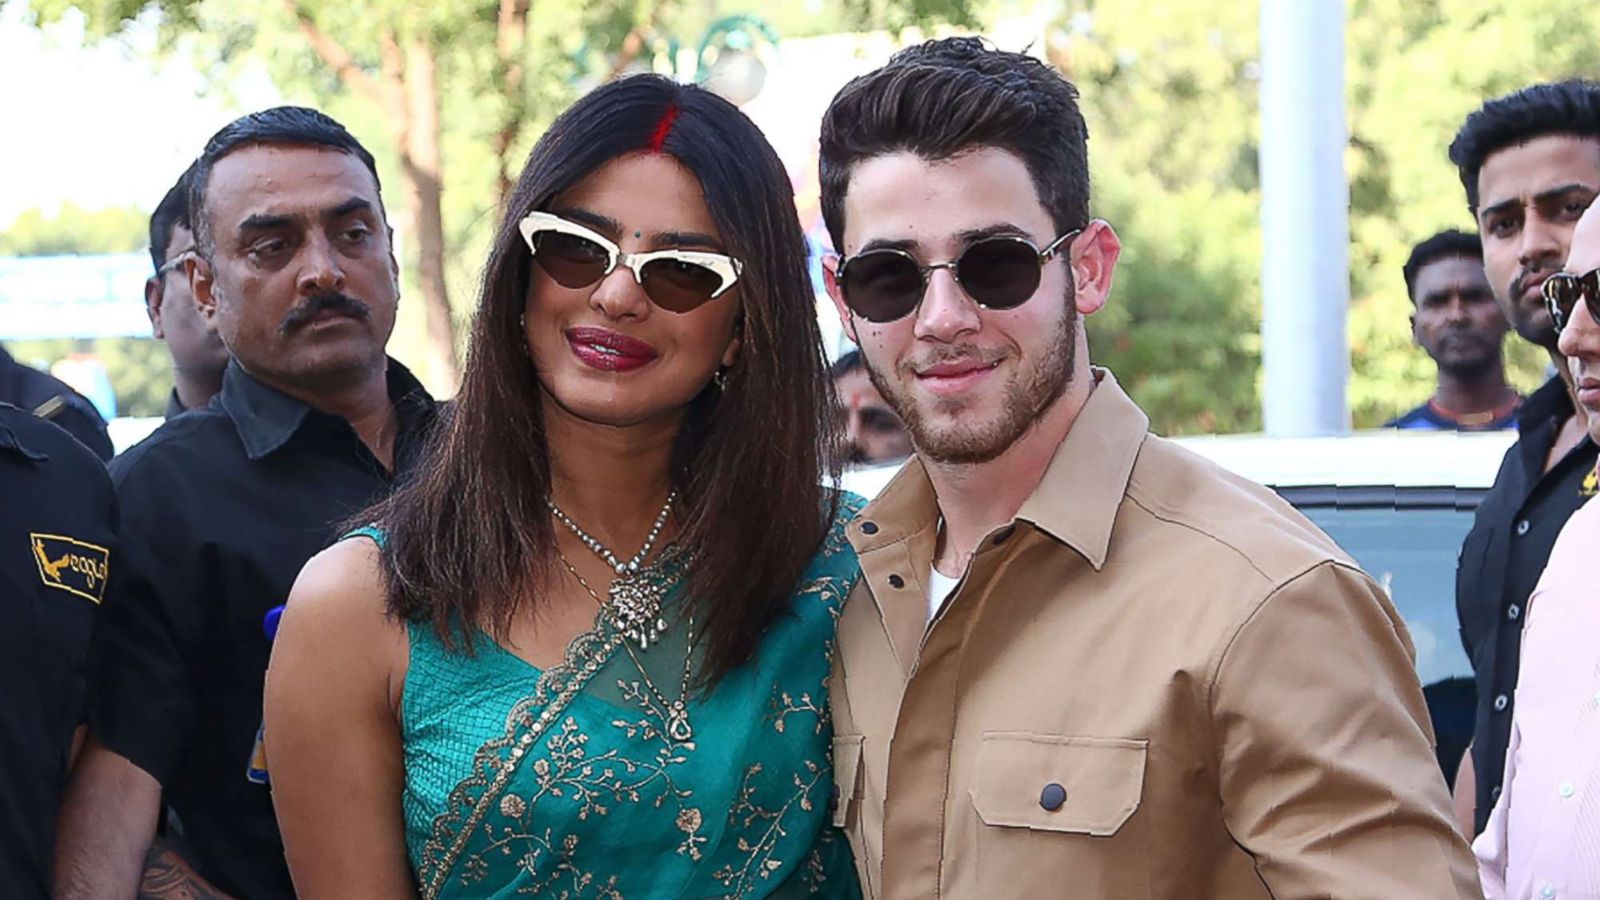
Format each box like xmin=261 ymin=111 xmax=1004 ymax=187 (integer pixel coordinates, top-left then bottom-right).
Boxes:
xmin=1210 ymin=561 xmax=1480 ymax=898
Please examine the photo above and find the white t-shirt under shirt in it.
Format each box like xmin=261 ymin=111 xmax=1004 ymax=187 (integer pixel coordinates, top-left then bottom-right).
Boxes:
xmin=928 ymin=563 xmax=961 ymax=622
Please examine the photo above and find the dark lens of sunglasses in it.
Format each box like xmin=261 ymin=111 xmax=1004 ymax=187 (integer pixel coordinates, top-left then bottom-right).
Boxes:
xmin=842 ymin=252 xmax=925 ymax=323
xmin=955 ymin=238 xmax=1043 ymax=309
xmin=639 ymin=258 xmax=725 ymax=312
xmin=533 ymin=231 xmax=610 ymax=288
xmin=1545 ymin=275 xmax=1580 ymax=330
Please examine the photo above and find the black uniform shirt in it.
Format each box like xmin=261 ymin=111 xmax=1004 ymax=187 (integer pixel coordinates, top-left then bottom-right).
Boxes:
xmin=0 ymin=405 xmax=117 ymax=899
xmin=1456 ymin=375 xmax=1597 ymax=834
xmin=0 ymin=346 xmax=115 ymax=461
xmin=90 ymin=359 xmax=435 ymax=899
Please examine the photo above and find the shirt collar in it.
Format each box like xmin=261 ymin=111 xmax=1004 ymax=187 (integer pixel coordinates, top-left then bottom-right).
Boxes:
xmin=851 ymin=368 xmax=1149 ymax=572
xmin=164 ymin=388 xmax=188 ymax=421
xmin=1517 ymin=375 xmax=1576 ymax=435
xmin=219 ymin=357 xmax=432 ymax=461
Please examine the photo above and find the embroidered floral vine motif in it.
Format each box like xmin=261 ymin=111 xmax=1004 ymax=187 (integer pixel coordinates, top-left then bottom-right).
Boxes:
xmin=711 ymin=757 xmax=831 ymax=895
xmin=417 ymin=624 xmax=627 ymax=899
xmin=411 ymin=524 xmax=861 ymax=898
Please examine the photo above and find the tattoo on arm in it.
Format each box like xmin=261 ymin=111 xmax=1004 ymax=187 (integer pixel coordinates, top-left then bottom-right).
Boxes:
xmin=136 ymin=841 xmax=232 ymax=900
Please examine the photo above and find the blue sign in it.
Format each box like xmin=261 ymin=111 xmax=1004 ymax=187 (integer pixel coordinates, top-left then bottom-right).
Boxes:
xmin=0 ymin=253 xmax=154 ymax=340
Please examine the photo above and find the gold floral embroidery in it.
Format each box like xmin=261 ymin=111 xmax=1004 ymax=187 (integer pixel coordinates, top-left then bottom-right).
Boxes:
xmin=415 ymin=513 xmax=861 ymax=898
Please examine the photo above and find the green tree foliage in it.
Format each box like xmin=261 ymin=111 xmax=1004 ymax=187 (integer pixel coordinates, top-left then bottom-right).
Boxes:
xmin=0 ymin=202 xmax=147 ymax=256
xmin=1050 ymin=0 xmax=1600 ymax=434
xmin=17 ymin=0 xmax=976 ymax=390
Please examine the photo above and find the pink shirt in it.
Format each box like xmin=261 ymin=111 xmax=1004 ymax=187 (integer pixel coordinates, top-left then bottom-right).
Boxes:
xmin=1475 ymin=492 xmax=1600 ymax=899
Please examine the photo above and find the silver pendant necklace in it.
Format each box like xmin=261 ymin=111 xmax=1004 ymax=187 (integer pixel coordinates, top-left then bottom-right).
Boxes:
xmin=548 ymin=491 xmax=677 ymax=651
xmin=548 ymin=489 xmax=676 ymax=575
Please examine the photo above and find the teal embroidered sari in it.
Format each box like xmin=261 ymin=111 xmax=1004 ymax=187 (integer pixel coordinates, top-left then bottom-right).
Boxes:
xmin=374 ymin=498 xmax=863 ymax=899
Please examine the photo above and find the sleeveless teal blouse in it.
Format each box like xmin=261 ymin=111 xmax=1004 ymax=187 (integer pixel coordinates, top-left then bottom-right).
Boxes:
xmin=355 ymin=496 xmax=864 ymax=899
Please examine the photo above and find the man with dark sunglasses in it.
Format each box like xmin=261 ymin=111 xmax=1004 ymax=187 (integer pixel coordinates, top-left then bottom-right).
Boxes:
xmin=1445 ymin=80 xmax=1600 ymax=841
xmin=817 ymin=37 xmax=1475 ymax=899
xmin=1473 ymin=200 xmax=1600 ymax=897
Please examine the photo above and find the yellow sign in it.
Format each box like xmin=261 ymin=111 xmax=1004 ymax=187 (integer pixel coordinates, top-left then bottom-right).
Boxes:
xmin=30 ymin=533 xmax=110 ymax=604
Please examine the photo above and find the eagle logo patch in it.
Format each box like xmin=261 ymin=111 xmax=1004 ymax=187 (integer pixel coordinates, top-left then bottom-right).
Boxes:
xmin=31 ymin=533 xmax=110 ymax=604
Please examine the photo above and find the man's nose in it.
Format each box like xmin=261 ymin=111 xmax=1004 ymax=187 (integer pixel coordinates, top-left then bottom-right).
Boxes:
xmin=297 ymin=232 xmax=346 ymax=295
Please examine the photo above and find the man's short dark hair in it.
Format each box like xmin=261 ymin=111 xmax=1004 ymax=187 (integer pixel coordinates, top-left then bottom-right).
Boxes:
xmin=818 ymin=37 xmax=1089 ymax=253
xmin=188 ymin=106 xmax=382 ymax=257
xmin=149 ymin=162 xmax=195 ymax=274
xmin=1448 ymin=80 xmax=1600 ymax=213
xmin=1403 ymin=230 xmax=1482 ymax=302
xmin=830 ymin=349 xmax=864 ymax=380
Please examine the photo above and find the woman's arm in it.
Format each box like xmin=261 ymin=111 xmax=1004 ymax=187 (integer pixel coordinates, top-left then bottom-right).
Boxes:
xmin=264 ymin=539 xmax=416 ymax=899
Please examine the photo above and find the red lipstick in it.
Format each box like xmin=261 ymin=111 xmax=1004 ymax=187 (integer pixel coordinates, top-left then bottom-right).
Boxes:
xmin=565 ymin=327 xmax=659 ymax=372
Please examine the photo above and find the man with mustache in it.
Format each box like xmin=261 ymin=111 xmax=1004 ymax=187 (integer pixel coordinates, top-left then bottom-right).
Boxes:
xmin=1389 ymin=230 xmax=1519 ymax=430
xmin=819 ymin=38 xmax=1476 ymax=898
xmin=53 ymin=107 xmax=436 ymax=899
xmin=1446 ymin=81 xmax=1600 ymax=841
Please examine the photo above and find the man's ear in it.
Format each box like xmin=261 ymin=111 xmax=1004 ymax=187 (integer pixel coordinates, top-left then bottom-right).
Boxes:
xmin=1069 ymin=220 xmax=1121 ymax=317
xmin=189 ymin=255 xmax=219 ymax=323
xmin=144 ymin=276 xmax=166 ymax=338
xmin=822 ymin=255 xmax=859 ymax=344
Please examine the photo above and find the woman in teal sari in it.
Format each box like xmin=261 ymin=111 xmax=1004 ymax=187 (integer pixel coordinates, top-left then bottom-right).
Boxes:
xmin=263 ymin=75 xmax=861 ymax=898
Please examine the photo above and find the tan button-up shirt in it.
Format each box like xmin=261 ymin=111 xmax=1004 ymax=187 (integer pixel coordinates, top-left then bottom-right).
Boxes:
xmin=830 ymin=371 xmax=1478 ymax=899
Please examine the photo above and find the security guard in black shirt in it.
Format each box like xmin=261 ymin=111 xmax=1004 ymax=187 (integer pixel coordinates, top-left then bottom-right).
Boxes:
xmin=53 ymin=107 xmax=436 ymax=899
xmin=0 ymin=346 xmax=115 ymax=461
xmin=0 ymin=404 xmax=117 ymax=898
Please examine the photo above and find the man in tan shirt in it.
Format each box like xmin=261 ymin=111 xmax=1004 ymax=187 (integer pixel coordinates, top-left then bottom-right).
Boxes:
xmin=816 ymin=38 xmax=1478 ymax=898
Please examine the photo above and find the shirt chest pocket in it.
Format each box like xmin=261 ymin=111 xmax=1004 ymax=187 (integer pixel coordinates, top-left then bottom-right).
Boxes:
xmin=968 ymin=733 xmax=1151 ymax=899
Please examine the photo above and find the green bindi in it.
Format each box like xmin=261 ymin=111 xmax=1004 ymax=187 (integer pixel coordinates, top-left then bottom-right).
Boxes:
xmin=634 ymin=231 xmax=642 ymax=238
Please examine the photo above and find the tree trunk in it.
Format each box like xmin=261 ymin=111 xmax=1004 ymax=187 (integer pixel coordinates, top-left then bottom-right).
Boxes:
xmin=394 ymin=36 xmax=458 ymax=385
xmin=289 ymin=6 xmax=460 ymax=385
xmin=494 ymin=0 xmax=530 ymax=211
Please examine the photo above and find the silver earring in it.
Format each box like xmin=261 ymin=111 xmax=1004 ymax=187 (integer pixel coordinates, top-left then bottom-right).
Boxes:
xmin=714 ymin=368 xmax=728 ymax=390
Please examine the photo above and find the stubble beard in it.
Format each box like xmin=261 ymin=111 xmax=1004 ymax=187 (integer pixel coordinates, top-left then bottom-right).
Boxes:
xmin=863 ymin=300 xmax=1078 ymax=466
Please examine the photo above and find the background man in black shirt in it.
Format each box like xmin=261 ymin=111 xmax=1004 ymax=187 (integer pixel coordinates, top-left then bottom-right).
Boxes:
xmin=1388 ymin=230 xmax=1520 ymax=431
xmin=1447 ymin=80 xmax=1600 ymax=837
xmin=53 ymin=106 xmax=435 ymax=900
xmin=0 ymin=405 xmax=117 ymax=899
xmin=145 ymin=163 xmax=229 ymax=418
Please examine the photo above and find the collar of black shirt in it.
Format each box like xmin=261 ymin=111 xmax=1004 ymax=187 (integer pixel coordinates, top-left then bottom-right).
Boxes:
xmin=1516 ymin=374 xmax=1578 ymax=436
xmin=163 ymin=387 xmax=188 ymax=422
xmin=217 ymin=358 xmax=435 ymax=462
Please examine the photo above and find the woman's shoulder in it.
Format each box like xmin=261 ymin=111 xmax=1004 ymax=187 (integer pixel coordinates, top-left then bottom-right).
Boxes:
xmin=785 ymin=489 xmax=867 ymax=605
xmin=817 ymin=488 xmax=868 ymax=560
xmin=280 ymin=534 xmax=404 ymax=651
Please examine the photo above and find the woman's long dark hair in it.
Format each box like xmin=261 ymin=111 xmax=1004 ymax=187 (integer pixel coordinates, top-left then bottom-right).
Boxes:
xmin=369 ymin=75 xmax=842 ymax=686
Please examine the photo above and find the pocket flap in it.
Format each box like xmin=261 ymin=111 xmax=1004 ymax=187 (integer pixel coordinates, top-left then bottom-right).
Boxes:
xmin=969 ymin=733 xmax=1146 ymax=836
xmin=831 ymin=734 xmax=865 ymax=828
